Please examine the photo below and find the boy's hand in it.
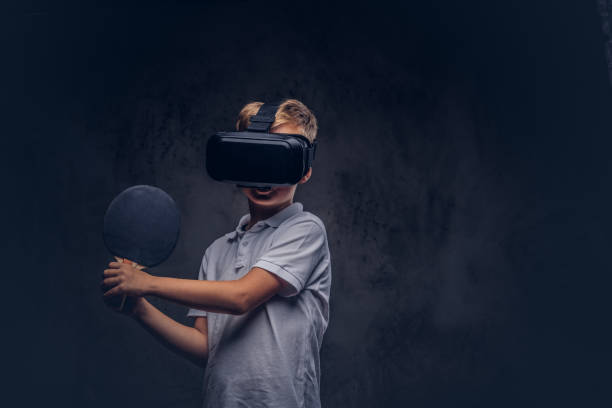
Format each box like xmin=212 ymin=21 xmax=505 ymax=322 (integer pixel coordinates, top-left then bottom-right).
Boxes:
xmin=102 ymin=261 xmax=153 ymax=298
xmin=102 ymin=293 xmax=145 ymax=317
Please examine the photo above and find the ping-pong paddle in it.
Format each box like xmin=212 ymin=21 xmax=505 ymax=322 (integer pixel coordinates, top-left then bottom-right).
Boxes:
xmin=103 ymin=185 xmax=180 ymax=311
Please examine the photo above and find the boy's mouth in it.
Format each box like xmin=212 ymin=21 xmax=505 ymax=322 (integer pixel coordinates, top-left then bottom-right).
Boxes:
xmin=253 ymin=187 xmax=273 ymax=196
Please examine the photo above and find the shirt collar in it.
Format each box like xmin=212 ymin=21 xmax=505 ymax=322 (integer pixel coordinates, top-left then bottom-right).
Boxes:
xmin=225 ymin=202 xmax=303 ymax=241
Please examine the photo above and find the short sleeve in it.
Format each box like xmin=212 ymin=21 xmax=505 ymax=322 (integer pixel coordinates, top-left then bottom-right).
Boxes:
xmin=253 ymin=219 xmax=326 ymax=297
xmin=187 ymin=251 xmax=208 ymax=317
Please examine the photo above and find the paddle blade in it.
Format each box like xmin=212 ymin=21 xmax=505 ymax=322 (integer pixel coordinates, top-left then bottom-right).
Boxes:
xmin=103 ymin=185 xmax=180 ymax=267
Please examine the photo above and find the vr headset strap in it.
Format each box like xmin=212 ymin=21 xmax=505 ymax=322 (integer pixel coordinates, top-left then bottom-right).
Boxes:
xmin=247 ymin=102 xmax=281 ymax=132
xmin=248 ymin=101 xmax=318 ymax=169
xmin=309 ymin=140 xmax=317 ymax=164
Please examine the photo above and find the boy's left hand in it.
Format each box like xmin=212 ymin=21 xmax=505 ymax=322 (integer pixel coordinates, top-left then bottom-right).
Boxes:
xmin=102 ymin=261 xmax=153 ymax=298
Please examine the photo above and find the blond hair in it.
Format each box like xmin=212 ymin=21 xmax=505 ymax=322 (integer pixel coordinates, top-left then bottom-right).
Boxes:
xmin=236 ymin=99 xmax=318 ymax=143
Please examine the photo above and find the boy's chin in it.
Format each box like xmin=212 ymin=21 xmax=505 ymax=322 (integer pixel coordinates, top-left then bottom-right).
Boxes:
xmin=245 ymin=190 xmax=279 ymax=205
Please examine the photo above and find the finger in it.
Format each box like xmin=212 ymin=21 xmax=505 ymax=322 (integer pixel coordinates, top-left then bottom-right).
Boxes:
xmin=103 ymin=285 xmax=122 ymax=298
xmin=108 ymin=262 xmax=122 ymax=268
xmin=103 ymin=269 xmax=120 ymax=278
xmin=101 ymin=277 xmax=121 ymax=288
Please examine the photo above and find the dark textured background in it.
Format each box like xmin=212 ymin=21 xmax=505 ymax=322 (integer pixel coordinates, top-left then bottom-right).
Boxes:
xmin=8 ymin=0 xmax=612 ymax=406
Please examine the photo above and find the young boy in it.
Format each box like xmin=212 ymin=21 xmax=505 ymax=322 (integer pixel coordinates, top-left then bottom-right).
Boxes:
xmin=101 ymin=99 xmax=331 ymax=408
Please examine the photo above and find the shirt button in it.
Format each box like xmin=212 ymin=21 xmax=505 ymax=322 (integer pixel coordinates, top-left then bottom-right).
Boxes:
xmin=242 ymin=241 xmax=248 ymax=246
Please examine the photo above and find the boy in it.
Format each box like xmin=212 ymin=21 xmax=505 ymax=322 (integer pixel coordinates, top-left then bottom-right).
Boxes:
xmin=101 ymin=99 xmax=331 ymax=408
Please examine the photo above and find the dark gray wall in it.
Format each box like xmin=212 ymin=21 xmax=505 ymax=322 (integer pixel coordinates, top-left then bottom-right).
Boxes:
xmin=9 ymin=1 xmax=612 ymax=407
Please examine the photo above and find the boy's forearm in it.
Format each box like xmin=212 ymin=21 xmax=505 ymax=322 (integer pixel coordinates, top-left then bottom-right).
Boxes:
xmin=147 ymin=276 xmax=246 ymax=315
xmin=132 ymin=298 xmax=208 ymax=367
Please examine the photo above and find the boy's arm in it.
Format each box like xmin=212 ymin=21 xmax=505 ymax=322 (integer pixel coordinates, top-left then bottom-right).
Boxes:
xmin=131 ymin=297 xmax=208 ymax=368
xmin=148 ymin=267 xmax=288 ymax=314
xmin=103 ymin=262 xmax=288 ymax=315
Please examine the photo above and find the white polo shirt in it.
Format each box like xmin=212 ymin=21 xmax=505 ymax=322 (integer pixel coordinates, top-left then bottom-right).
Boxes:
xmin=187 ymin=202 xmax=332 ymax=408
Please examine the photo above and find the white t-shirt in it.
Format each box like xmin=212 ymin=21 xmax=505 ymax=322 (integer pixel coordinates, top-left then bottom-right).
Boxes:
xmin=187 ymin=202 xmax=332 ymax=408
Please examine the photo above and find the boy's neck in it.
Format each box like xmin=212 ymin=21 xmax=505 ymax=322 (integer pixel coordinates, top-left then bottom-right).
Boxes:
xmin=245 ymin=199 xmax=293 ymax=231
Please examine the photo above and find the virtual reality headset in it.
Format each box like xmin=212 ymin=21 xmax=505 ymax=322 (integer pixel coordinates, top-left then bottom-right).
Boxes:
xmin=205 ymin=101 xmax=318 ymax=188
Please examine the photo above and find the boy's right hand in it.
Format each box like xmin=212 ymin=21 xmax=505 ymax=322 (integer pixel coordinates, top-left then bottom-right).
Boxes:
xmin=101 ymin=266 xmax=147 ymax=318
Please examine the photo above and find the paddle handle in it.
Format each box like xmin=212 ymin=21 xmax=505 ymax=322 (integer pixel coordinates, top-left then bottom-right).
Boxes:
xmin=114 ymin=257 xmax=144 ymax=312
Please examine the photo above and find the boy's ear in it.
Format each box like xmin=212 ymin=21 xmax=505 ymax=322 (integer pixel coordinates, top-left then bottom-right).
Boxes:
xmin=298 ymin=167 xmax=312 ymax=184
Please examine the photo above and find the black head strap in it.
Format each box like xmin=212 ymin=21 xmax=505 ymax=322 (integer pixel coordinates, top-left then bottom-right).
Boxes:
xmin=247 ymin=101 xmax=318 ymax=167
xmin=310 ymin=140 xmax=317 ymax=163
xmin=247 ymin=102 xmax=281 ymax=132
